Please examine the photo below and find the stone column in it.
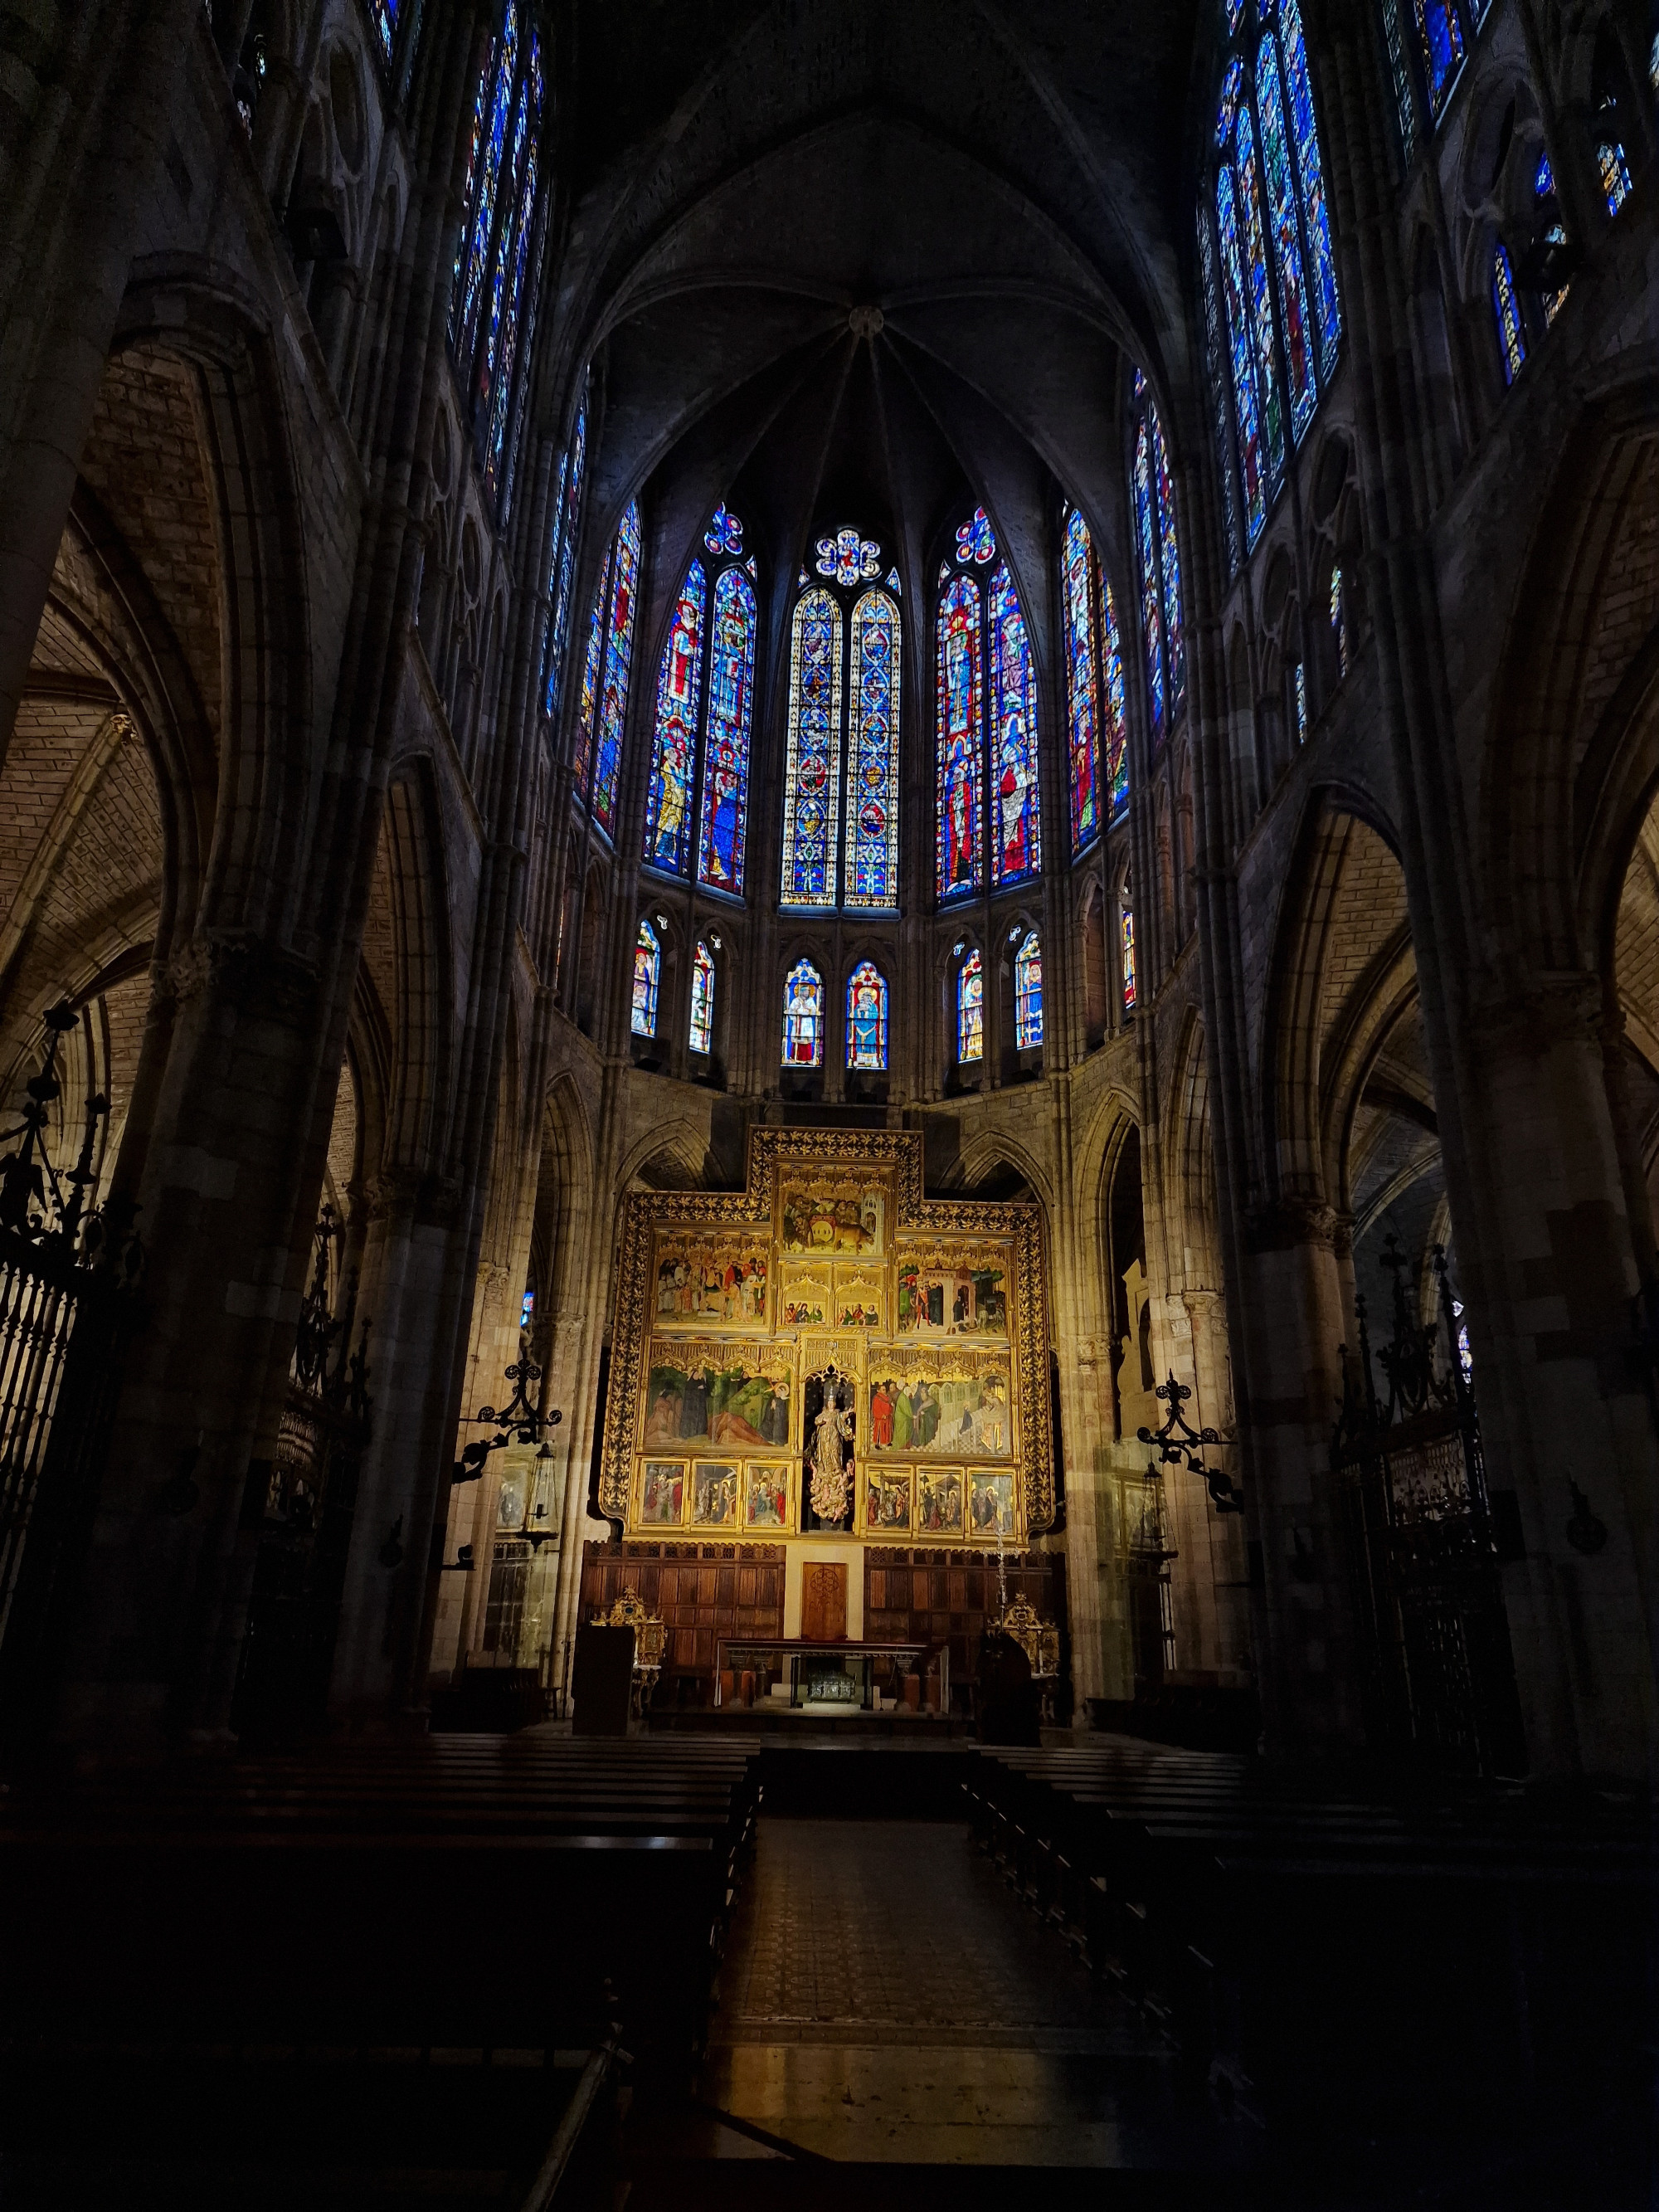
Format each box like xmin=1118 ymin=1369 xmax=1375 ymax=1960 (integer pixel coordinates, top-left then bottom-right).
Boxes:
xmin=1452 ymin=982 xmax=1659 ymax=1776
xmin=1233 ymin=1201 xmax=1365 ymax=1758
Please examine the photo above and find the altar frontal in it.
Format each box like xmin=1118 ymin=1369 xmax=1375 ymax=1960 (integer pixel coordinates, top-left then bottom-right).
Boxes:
xmin=600 ymin=1130 xmax=1053 ymax=1545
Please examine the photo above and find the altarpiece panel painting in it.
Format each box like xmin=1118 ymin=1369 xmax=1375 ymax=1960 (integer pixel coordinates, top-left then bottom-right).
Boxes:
xmin=602 ymin=1132 xmax=1052 ymax=1551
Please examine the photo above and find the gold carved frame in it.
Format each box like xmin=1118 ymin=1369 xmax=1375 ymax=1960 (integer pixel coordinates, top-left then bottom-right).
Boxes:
xmin=600 ymin=1129 xmax=1054 ymax=1535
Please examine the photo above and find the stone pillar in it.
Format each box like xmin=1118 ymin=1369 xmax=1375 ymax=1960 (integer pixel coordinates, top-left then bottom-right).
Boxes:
xmin=1454 ymin=983 xmax=1659 ymax=1777
xmin=327 ymin=1167 xmax=473 ymax=1732
xmin=1234 ymin=1201 xmax=1365 ymax=1758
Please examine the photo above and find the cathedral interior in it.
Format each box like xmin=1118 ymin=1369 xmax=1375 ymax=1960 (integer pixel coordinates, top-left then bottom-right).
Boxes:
xmin=0 ymin=0 xmax=1657 ymax=2204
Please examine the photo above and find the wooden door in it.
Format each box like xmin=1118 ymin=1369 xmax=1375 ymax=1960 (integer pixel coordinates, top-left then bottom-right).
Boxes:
xmin=800 ymin=1562 xmax=848 ymax=1643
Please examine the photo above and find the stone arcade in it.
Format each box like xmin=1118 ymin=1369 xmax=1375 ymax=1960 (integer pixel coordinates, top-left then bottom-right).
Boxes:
xmin=0 ymin=2 xmax=1654 ymax=2203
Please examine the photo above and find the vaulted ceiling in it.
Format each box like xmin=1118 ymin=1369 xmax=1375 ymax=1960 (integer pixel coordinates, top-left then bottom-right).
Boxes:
xmin=538 ymin=0 xmax=1209 ymax=643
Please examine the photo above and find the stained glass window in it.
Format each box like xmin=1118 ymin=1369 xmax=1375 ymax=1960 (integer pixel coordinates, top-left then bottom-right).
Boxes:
xmin=783 ymin=535 xmax=899 ymax=911
xmin=689 ymin=942 xmax=715 ymax=1056
xmin=1206 ymin=0 xmax=1340 ymax=550
xmin=1256 ymin=30 xmax=1316 ymax=445
xmin=1413 ymin=0 xmax=1467 ymax=121
xmin=644 ymin=563 xmax=705 ymax=877
xmin=1598 ymin=139 xmax=1632 ymax=217
xmin=699 ymin=566 xmax=757 ymax=896
xmin=1294 ymin=661 xmax=1308 ymax=743
xmin=591 ymin=500 xmax=640 ymax=835
xmin=370 ymin=0 xmax=400 ymax=61
xmin=1014 ymin=932 xmax=1044 ymax=1051
xmin=1492 ymin=242 xmax=1526 ymax=387
xmin=847 ymin=591 xmax=900 ymax=908
xmin=1152 ymin=412 xmax=1186 ymax=720
xmin=989 ymin=563 xmax=1040 ymax=885
xmin=452 ymin=9 xmax=544 ymax=510
xmin=1218 ymin=164 xmax=1269 ymax=543
xmin=956 ymin=508 xmax=997 ymax=564
xmin=937 ymin=575 xmax=983 ymax=899
xmin=456 ymin=7 xmax=517 ymax=367
xmin=572 ymin=551 xmax=606 ymax=796
xmin=815 ymin=527 xmax=882 ymax=587
xmin=1380 ymin=0 xmax=1418 ymax=156
xmin=1280 ymin=1 xmax=1340 ymax=381
xmin=1121 ymin=897 xmax=1137 ymax=1013
xmin=1651 ymin=33 xmax=1659 ymax=94
xmin=1236 ymin=103 xmax=1287 ymax=483
xmin=1331 ymin=565 xmax=1348 ymax=677
xmin=846 ymin=962 xmax=888 ymax=1071
xmin=1534 ymin=154 xmax=1570 ymax=324
xmin=544 ymin=402 xmax=587 ymax=719
xmin=957 ymin=950 xmax=985 ymax=1065
xmin=1102 ymin=580 xmax=1130 ymax=821
xmin=705 ymin=505 xmax=743 ymax=557
xmin=781 ymin=590 xmax=843 ymax=907
xmin=1133 ymin=421 xmax=1165 ymax=743
xmin=1062 ymin=509 xmax=1100 ymax=855
xmin=782 ymin=959 xmax=825 ymax=1068
xmin=632 ymin=920 xmax=659 ymax=1038
xmin=1198 ymin=209 xmax=1243 ymax=575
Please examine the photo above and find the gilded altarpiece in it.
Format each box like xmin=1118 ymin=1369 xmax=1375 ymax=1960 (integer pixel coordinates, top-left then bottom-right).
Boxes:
xmin=601 ymin=1132 xmax=1053 ymax=1547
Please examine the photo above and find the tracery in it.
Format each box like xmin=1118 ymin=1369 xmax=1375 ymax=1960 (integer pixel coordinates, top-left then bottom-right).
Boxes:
xmin=643 ymin=508 xmax=757 ymax=894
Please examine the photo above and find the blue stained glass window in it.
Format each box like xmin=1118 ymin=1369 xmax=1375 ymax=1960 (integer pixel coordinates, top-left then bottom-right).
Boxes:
xmin=1331 ymin=564 xmax=1349 ymax=676
xmin=956 ymin=507 xmax=997 ymax=564
xmin=846 ymin=962 xmax=888 ymax=1071
xmin=937 ymin=575 xmax=983 ymax=899
xmin=371 ymin=0 xmax=399 ymax=61
xmin=478 ymin=66 xmax=531 ymax=419
xmin=484 ymin=136 xmax=538 ymax=497
xmin=1235 ymin=101 xmax=1287 ymax=485
xmin=689 ymin=942 xmax=715 ymax=1055
xmin=1218 ymin=165 xmax=1268 ymax=543
xmin=705 ymin=505 xmax=743 ymax=556
xmin=1294 ymin=661 xmax=1308 ymax=743
xmin=989 ymin=563 xmax=1040 ymax=885
xmin=632 ymin=920 xmax=659 ymax=1038
xmin=545 ymin=403 xmax=587 ymax=719
xmin=886 ymin=567 xmax=902 ymax=595
xmin=644 ymin=561 xmax=706 ymax=877
xmin=1198 ymin=209 xmax=1242 ymax=575
xmin=815 ymin=527 xmax=882 ymax=586
xmin=1151 ymin=411 xmax=1185 ymax=722
xmin=957 ymin=950 xmax=985 ymax=1065
xmin=1256 ymin=31 xmax=1317 ymax=445
xmin=1226 ymin=0 xmax=1251 ymax=32
xmin=698 ymin=566 xmax=757 ymax=896
xmin=1279 ymin=0 xmax=1341 ymax=380
xmin=1062 ymin=509 xmax=1099 ymax=855
xmin=1492 ymin=241 xmax=1526 ymax=387
xmin=458 ymin=4 xmax=517 ymax=363
xmin=1413 ymin=0 xmax=1467 ymax=120
xmin=1134 ymin=422 xmax=1165 ymax=742
xmin=1217 ymin=56 xmax=1244 ymax=146
xmin=1102 ymin=579 xmax=1129 ymax=820
xmin=781 ymin=591 xmax=843 ymax=907
xmin=452 ymin=36 xmax=493 ymax=304
xmin=848 ymin=590 xmax=901 ymax=909
xmin=1014 ymin=932 xmax=1044 ymax=1051
xmin=592 ymin=500 xmax=641 ymax=835
xmin=782 ymin=960 xmax=825 ymax=1067
xmin=1598 ymin=139 xmax=1632 ymax=216
xmin=572 ymin=546 xmax=606 ymax=795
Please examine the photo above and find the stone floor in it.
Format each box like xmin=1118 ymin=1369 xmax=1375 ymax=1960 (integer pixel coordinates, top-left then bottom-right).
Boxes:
xmin=693 ymin=1817 xmax=1261 ymax=2171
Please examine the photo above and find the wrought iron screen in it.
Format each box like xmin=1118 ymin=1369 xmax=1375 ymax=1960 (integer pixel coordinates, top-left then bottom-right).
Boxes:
xmin=1332 ymin=1241 xmax=1525 ymax=1777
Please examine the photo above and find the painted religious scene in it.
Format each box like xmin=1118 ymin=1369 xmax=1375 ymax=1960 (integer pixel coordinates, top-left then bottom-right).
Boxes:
xmin=603 ymin=1133 xmax=1049 ymax=1551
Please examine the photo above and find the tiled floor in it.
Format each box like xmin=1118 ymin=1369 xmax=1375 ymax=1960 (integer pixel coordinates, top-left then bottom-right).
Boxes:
xmin=698 ymin=1818 xmax=1260 ymax=2169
